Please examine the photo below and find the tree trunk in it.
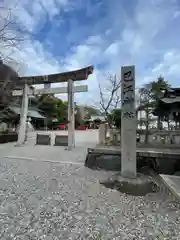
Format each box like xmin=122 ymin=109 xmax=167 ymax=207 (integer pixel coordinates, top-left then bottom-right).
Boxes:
xmin=145 ymin=110 xmax=149 ymax=144
xmin=157 ymin=116 xmax=161 ymax=130
xmin=175 ymin=120 xmax=178 ymax=130
xmin=145 ymin=124 xmax=149 ymax=144
xmin=167 ymin=120 xmax=170 ymax=130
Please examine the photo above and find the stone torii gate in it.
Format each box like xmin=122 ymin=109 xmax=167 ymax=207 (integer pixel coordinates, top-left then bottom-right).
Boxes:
xmin=14 ymin=66 xmax=94 ymax=149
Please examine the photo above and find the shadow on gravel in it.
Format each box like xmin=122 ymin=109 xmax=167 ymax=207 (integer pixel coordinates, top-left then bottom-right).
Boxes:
xmin=100 ymin=180 xmax=159 ymax=196
xmin=100 ymin=171 xmax=160 ymax=196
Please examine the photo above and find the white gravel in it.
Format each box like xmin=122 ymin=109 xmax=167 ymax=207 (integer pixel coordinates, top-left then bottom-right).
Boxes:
xmin=0 ymin=157 xmax=180 ymax=240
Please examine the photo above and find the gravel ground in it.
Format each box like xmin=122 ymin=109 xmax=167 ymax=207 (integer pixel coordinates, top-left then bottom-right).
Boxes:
xmin=0 ymin=158 xmax=180 ymax=239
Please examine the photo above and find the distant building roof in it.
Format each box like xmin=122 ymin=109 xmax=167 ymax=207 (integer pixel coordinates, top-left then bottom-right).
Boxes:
xmin=160 ymin=88 xmax=180 ymax=104
xmin=10 ymin=106 xmax=45 ymax=119
xmin=89 ymin=115 xmax=106 ymax=121
xmin=161 ymin=97 xmax=180 ymax=104
xmin=164 ymin=88 xmax=180 ymax=97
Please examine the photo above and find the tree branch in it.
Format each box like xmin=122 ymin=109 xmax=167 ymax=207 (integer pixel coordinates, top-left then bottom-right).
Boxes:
xmin=0 ymin=6 xmax=27 ymax=62
xmin=98 ymin=73 xmax=121 ymax=124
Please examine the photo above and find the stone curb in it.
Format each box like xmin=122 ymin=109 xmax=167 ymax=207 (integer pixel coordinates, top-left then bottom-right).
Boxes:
xmin=159 ymin=174 xmax=180 ymax=201
xmin=4 ymin=155 xmax=84 ymax=165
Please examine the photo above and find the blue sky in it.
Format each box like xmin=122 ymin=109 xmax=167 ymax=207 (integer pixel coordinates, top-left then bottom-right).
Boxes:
xmin=1 ymin=0 xmax=180 ymax=105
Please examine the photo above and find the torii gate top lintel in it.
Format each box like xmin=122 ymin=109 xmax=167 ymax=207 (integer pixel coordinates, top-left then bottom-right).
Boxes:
xmin=18 ymin=65 xmax=94 ymax=85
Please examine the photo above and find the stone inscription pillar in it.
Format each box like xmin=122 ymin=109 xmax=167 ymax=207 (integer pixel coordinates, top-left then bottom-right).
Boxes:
xmin=121 ymin=65 xmax=136 ymax=178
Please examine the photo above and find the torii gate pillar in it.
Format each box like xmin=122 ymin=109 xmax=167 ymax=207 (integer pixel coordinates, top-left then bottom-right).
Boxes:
xmin=67 ymin=79 xmax=75 ymax=149
xmin=16 ymin=84 xmax=29 ymax=145
xmin=16 ymin=81 xmax=76 ymax=149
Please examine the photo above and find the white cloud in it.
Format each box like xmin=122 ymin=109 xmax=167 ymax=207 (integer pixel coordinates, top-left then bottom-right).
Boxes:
xmin=2 ymin=39 xmax=60 ymax=76
xmin=1 ymin=0 xmax=180 ymax=105
xmin=2 ymin=0 xmax=71 ymax=33
xmin=86 ymin=35 xmax=103 ymax=45
xmin=174 ymin=10 xmax=180 ymax=18
xmin=104 ymin=42 xmax=120 ymax=56
xmin=151 ymin=50 xmax=180 ymax=81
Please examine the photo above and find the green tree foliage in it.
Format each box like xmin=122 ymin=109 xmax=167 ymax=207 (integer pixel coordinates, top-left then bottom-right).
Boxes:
xmin=37 ymin=94 xmax=68 ymax=124
xmin=55 ymin=98 xmax=68 ymax=123
xmin=138 ymin=76 xmax=170 ymax=141
xmin=138 ymin=85 xmax=155 ymax=142
xmin=139 ymin=76 xmax=169 ymax=120
xmin=150 ymin=76 xmax=169 ymax=100
xmin=151 ymin=76 xmax=170 ymax=128
xmin=108 ymin=109 xmax=121 ymax=129
xmin=37 ymin=96 xmax=102 ymax=128
xmin=37 ymin=94 xmax=56 ymax=117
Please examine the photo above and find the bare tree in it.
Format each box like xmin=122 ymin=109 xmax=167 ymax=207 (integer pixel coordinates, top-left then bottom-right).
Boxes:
xmin=0 ymin=6 xmax=27 ymax=115
xmin=0 ymin=6 xmax=25 ymax=63
xmin=98 ymin=73 xmax=121 ymax=126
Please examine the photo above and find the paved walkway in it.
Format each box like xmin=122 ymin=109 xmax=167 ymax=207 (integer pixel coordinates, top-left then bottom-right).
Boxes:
xmin=0 ymin=130 xmax=98 ymax=163
xmin=28 ymin=130 xmax=99 ymax=147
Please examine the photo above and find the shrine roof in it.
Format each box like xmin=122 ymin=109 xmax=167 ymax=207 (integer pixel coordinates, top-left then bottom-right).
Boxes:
xmin=160 ymin=87 xmax=180 ymax=104
xmin=17 ymin=65 xmax=94 ymax=85
xmin=160 ymin=97 xmax=180 ymax=104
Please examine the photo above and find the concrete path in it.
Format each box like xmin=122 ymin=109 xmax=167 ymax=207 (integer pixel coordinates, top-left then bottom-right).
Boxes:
xmin=28 ymin=129 xmax=99 ymax=147
xmin=0 ymin=130 xmax=98 ymax=163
